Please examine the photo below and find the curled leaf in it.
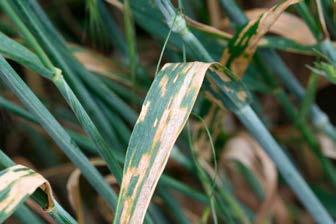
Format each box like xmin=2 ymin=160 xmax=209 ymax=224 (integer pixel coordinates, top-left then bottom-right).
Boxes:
xmin=67 ymin=158 xmax=111 ymax=223
xmin=0 ymin=165 xmax=54 ymax=223
xmin=223 ymin=133 xmax=277 ymax=223
xmin=0 ymin=32 xmax=53 ymax=78
xmin=245 ymin=8 xmax=316 ymax=45
xmin=221 ymin=0 xmax=302 ymax=77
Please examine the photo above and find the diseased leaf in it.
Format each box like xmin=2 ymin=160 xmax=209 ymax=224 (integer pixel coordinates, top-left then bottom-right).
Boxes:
xmin=244 ymin=8 xmax=315 ymax=45
xmin=0 ymin=165 xmax=54 ymax=223
xmin=220 ymin=0 xmax=302 ymax=77
xmin=114 ymin=62 xmax=251 ymax=223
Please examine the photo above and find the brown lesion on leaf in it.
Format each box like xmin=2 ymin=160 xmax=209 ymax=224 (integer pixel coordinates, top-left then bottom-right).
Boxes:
xmin=152 ymin=108 xmax=170 ymax=146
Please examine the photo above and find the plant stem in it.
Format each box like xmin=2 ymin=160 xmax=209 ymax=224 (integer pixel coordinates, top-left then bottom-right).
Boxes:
xmin=273 ymin=88 xmax=336 ymax=186
xmin=219 ymin=0 xmax=336 ymax=142
xmin=2 ymin=0 xmax=124 ymax=181
xmin=52 ymin=69 xmax=123 ymax=181
xmin=7 ymin=0 xmax=123 ymax=149
xmin=0 ymin=96 xmax=209 ymax=207
xmin=300 ymin=73 xmax=319 ymax=118
xmin=0 ymin=56 xmax=118 ymax=209
xmin=251 ymin=55 xmax=336 ymax=186
xmin=28 ymin=0 xmax=138 ymax=124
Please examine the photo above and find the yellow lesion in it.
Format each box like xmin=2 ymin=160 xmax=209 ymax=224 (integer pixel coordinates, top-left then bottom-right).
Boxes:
xmin=0 ymin=165 xmax=54 ymax=214
xmin=159 ymin=76 xmax=169 ymax=96
xmin=153 ymin=118 xmax=158 ymax=127
xmin=220 ymin=0 xmax=301 ymax=77
xmin=152 ymin=108 xmax=170 ymax=146
xmin=237 ymin=90 xmax=247 ymax=101
xmin=121 ymin=153 xmax=151 ymax=197
xmin=212 ymin=69 xmax=231 ymax=82
xmin=173 ymin=75 xmax=179 ymax=83
xmin=119 ymin=197 xmax=133 ymax=224
xmin=119 ymin=153 xmax=152 ymax=222
xmin=138 ymin=101 xmax=151 ymax=122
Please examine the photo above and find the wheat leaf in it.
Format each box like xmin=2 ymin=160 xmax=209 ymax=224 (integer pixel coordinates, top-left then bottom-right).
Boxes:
xmin=114 ymin=62 xmax=250 ymax=223
xmin=0 ymin=165 xmax=54 ymax=223
xmin=0 ymin=31 xmax=53 ymax=78
xmin=221 ymin=0 xmax=302 ymax=76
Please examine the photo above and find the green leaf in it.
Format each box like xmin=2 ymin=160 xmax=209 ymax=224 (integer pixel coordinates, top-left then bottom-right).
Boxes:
xmin=310 ymin=61 xmax=336 ymax=84
xmin=0 ymin=31 xmax=53 ymax=78
xmin=0 ymin=55 xmax=118 ymax=210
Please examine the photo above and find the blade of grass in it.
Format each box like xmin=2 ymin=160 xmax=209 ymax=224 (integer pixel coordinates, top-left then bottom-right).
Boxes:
xmin=299 ymin=72 xmax=319 ymax=118
xmin=123 ymin=0 xmax=139 ymax=90
xmin=0 ymin=95 xmax=100 ymax=155
xmin=0 ymin=31 xmax=52 ymax=78
xmin=115 ymin=58 xmax=332 ymax=224
xmin=187 ymin=123 xmax=218 ymax=224
xmin=93 ymin=0 xmax=150 ymax=84
xmin=295 ymin=1 xmax=336 ymax=63
xmin=26 ymin=0 xmax=139 ymax=124
xmin=3 ymin=0 xmax=125 ymax=149
xmin=0 ymin=56 xmax=119 ymax=210
xmin=13 ymin=205 xmax=44 ymax=224
xmin=0 ymin=95 xmax=208 ymax=208
xmin=0 ymin=12 xmax=124 ymax=181
xmin=251 ymin=55 xmax=336 ymax=187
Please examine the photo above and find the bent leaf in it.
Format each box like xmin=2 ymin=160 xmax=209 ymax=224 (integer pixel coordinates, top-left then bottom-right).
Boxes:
xmin=114 ymin=62 xmax=251 ymax=223
xmin=223 ymin=132 xmax=277 ymax=223
xmin=245 ymin=8 xmax=315 ymax=45
xmin=0 ymin=165 xmax=54 ymax=223
xmin=0 ymin=32 xmax=53 ymax=78
xmin=220 ymin=0 xmax=302 ymax=77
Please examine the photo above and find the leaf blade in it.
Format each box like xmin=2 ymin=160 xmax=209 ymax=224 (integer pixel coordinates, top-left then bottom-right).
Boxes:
xmin=0 ymin=165 xmax=54 ymax=223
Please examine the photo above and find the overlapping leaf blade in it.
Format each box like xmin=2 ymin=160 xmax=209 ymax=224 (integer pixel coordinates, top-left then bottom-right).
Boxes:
xmin=0 ymin=31 xmax=53 ymax=78
xmin=221 ymin=0 xmax=303 ymax=76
